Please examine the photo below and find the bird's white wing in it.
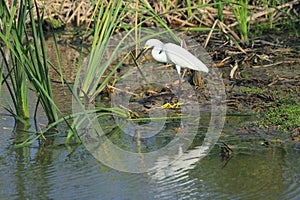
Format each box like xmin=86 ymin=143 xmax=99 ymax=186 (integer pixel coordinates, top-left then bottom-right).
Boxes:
xmin=164 ymin=43 xmax=209 ymax=73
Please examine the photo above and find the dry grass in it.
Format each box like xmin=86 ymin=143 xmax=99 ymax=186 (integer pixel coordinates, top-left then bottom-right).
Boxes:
xmin=3 ymin=0 xmax=299 ymax=29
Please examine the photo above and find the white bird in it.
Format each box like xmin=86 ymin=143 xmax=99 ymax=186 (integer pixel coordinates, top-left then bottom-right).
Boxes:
xmin=136 ymin=39 xmax=209 ymax=78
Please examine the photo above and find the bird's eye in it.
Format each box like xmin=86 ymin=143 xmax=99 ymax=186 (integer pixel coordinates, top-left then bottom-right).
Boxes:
xmin=159 ymin=50 xmax=163 ymax=54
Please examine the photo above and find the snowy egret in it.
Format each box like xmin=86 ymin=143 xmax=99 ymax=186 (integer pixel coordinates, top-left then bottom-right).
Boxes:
xmin=136 ymin=39 xmax=209 ymax=78
xmin=136 ymin=39 xmax=209 ymax=101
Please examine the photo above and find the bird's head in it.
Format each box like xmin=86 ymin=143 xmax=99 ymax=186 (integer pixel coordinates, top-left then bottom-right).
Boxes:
xmin=136 ymin=39 xmax=164 ymax=60
xmin=144 ymin=39 xmax=163 ymax=49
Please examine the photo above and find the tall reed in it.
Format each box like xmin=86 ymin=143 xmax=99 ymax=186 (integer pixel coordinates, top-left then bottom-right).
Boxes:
xmin=0 ymin=0 xmax=30 ymax=123
xmin=0 ymin=0 xmax=58 ymax=124
xmin=25 ymin=0 xmax=58 ymax=123
xmin=77 ymin=1 xmax=125 ymax=102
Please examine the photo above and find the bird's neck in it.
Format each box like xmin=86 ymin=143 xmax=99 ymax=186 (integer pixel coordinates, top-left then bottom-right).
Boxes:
xmin=152 ymin=47 xmax=167 ymax=63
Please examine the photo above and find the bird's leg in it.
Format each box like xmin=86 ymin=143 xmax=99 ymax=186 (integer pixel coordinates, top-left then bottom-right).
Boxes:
xmin=170 ymin=65 xmax=183 ymax=102
xmin=177 ymin=73 xmax=182 ymax=100
xmin=176 ymin=65 xmax=183 ymax=101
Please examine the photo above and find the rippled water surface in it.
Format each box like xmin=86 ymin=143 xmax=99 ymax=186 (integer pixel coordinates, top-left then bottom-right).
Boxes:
xmin=1 ymin=118 xmax=299 ymax=200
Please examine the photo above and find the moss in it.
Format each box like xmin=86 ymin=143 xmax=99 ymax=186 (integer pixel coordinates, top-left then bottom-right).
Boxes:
xmin=239 ymin=87 xmax=265 ymax=95
xmin=238 ymin=87 xmax=294 ymax=97
xmin=44 ymin=18 xmax=64 ymax=29
xmin=237 ymin=86 xmax=299 ymax=133
xmin=254 ymin=104 xmax=300 ymax=133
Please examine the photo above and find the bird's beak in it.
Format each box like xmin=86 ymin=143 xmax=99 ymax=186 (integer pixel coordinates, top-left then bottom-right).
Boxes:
xmin=136 ymin=46 xmax=149 ymax=60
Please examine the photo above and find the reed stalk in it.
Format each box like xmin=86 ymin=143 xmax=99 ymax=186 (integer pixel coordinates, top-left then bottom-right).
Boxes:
xmin=0 ymin=0 xmax=59 ymax=124
xmin=24 ymin=0 xmax=58 ymax=123
xmin=217 ymin=0 xmax=224 ymax=22
xmin=0 ymin=0 xmax=30 ymax=122
xmin=231 ymin=0 xmax=249 ymax=42
xmin=77 ymin=1 xmax=124 ymax=101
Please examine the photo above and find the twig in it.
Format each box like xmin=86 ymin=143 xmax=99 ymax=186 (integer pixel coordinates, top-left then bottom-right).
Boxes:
xmin=107 ymin=85 xmax=139 ymax=96
xmin=252 ymin=60 xmax=298 ymax=69
xmin=219 ymin=21 xmax=241 ymax=42
xmin=230 ymin=61 xmax=239 ymax=79
xmin=135 ymin=0 xmax=139 ymax=57
xmin=203 ymin=19 xmax=218 ymax=48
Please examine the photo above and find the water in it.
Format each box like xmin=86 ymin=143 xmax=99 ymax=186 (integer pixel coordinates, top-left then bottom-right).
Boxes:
xmin=0 ymin=37 xmax=299 ymax=200
xmin=1 ymin=118 xmax=299 ymax=199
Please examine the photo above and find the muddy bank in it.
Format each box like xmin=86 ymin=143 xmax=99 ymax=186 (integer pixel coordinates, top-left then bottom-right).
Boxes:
xmin=45 ymin=27 xmax=299 ymax=141
xmin=197 ymin=28 xmax=300 ymax=139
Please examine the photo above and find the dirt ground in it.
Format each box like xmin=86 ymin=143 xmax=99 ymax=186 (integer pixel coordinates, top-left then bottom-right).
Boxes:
xmin=197 ymin=28 xmax=300 ymax=139
xmin=50 ymin=27 xmax=300 ymax=141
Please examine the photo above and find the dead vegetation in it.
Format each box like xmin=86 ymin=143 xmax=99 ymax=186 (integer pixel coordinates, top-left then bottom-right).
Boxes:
xmin=3 ymin=0 xmax=299 ymax=29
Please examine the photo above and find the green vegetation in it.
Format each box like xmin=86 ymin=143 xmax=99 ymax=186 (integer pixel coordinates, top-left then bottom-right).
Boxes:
xmin=230 ymin=0 xmax=249 ymax=42
xmin=44 ymin=18 xmax=64 ymax=29
xmin=0 ymin=0 xmax=59 ymax=124
xmin=238 ymin=87 xmax=266 ymax=95
xmin=255 ymin=104 xmax=300 ymax=133
xmin=0 ymin=0 xmax=30 ymax=123
xmin=78 ymin=1 xmax=125 ymax=101
xmin=237 ymin=87 xmax=299 ymax=133
xmin=217 ymin=0 xmax=224 ymax=21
